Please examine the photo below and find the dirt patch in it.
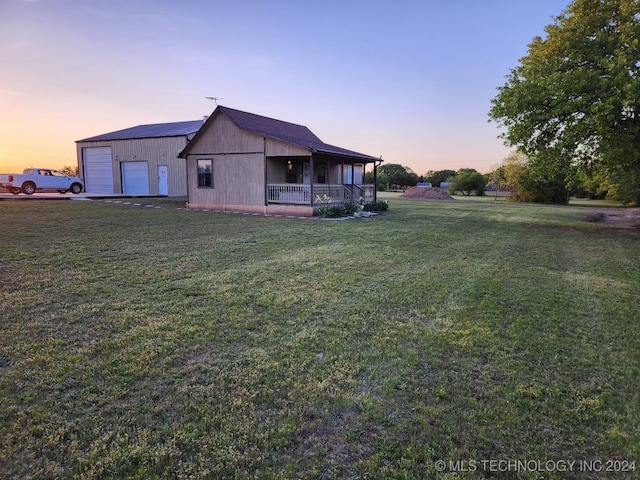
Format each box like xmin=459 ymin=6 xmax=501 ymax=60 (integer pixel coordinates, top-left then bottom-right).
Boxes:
xmin=399 ymin=186 xmax=455 ymax=200
xmin=579 ymin=208 xmax=640 ymax=228
xmin=572 ymin=207 xmax=640 ymax=238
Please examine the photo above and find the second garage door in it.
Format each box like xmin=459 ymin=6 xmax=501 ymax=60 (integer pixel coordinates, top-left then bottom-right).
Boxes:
xmin=121 ymin=162 xmax=150 ymax=195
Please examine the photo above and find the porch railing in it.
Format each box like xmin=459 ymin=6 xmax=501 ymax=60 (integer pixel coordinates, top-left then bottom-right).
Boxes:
xmin=346 ymin=184 xmax=375 ymax=203
xmin=267 ymin=184 xmax=375 ymax=205
xmin=267 ymin=184 xmax=310 ymax=204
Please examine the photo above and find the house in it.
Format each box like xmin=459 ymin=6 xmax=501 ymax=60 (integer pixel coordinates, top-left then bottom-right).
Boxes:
xmin=76 ymin=119 xmax=204 ymax=196
xmin=180 ymin=106 xmax=382 ymax=216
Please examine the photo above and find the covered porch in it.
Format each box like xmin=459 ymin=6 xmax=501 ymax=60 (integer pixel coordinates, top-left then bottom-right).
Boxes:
xmin=265 ymin=154 xmax=379 ymax=209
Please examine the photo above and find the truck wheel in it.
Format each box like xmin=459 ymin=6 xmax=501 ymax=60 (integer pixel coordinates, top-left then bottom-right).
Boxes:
xmin=70 ymin=183 xmax=83 ymax=194
xmin=22 ymin=182 xmax=36 ymax=195
xmin=11 ymin=188 xmax=20 ymax=194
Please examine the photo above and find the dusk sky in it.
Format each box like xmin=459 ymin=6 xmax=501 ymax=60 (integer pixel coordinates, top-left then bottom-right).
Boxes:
xmin=1 ymin=0 xmax=571 ymax=175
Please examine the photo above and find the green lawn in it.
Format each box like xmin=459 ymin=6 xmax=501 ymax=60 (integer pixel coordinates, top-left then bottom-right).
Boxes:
xmin=1 ymin=198 xmax=638 ymax=479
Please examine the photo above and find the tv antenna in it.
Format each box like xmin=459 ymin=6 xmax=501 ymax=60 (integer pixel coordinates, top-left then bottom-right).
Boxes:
xmin=205 ymin=96 xmax=224 ymax=106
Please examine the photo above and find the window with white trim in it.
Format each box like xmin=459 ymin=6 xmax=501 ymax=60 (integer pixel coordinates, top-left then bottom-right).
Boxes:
xmin=197 ymin=159 xmax=213 ymax=187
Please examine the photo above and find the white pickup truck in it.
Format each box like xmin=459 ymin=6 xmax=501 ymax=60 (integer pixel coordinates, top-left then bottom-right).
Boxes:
xmin=0 ymin=168 xmax=84 ymax=195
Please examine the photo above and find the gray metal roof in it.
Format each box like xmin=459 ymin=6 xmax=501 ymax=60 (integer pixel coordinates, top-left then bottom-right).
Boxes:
xmin=77 ymin=120 xmax=204 ymax=142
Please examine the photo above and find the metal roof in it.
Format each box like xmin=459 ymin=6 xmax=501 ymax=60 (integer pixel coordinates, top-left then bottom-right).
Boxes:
xmin=220 ymin=107 xmax=379 ymax=161
xmin=77 ymin=120 xmax=204 ymax=142
xmin=182 ymin=106 xmax=379 ymax=162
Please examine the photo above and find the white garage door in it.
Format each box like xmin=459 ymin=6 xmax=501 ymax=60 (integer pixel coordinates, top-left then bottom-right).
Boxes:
xmin=121 ymin=162 xmax=149 ymax=195
xmin=83 ymin=147 xmax=114 ymax=193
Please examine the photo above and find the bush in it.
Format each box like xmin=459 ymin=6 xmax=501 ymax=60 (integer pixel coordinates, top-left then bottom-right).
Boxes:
xmin=449 ymin=170 xmax=487 ymax=196
xmin=315 ymin=205 xmax=343 ymax=217
xmin=343 ymin=202 xmax=360 ymax=215
xmin=363 ymin=200 xmax=389 ymax=212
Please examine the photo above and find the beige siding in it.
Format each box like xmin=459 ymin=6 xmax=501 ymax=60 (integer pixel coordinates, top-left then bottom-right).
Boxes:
xmin=265 ymin=141 xmax=308 ymax=157
xmin=186 ymin=113 xmax=312 ymax=208
xmin=187 ymin=154 xmax=265 ymax=207
xmin=325 ymin=163 xmax=364 ymax=184
xmin=188 ymin=113 xmax=310 ymax=157
xmin=328 ymin=163 xmax=342 ymax=184
xmin=267 ymin=158 xmax=286 ymax=183
xmin=187 ymin=114 xmax=263 ymax=154
xmin=76 ymin=136 xmax=188 ymax=196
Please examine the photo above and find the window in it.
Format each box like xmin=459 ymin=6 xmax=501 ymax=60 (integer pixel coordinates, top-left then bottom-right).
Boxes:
xmin=197 ymin=159 xmax=213 ymax=187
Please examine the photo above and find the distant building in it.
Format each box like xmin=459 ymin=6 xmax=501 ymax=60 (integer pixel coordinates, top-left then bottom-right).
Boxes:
xmin=76 ymin=120 xmax=204 ymax=196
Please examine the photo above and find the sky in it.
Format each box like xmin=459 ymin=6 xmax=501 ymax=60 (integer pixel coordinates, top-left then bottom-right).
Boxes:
xmin=0 ymin=0 xmax=571 ymax=176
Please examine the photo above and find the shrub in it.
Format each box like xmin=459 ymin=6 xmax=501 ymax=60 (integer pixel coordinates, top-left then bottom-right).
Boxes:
xmin=343 ymin=202 xmax=360 ymax=215
xmin=315 ymin=205 xmax=343 ymax=217
xmin=363 ymin=200 xmax=389 ymax=212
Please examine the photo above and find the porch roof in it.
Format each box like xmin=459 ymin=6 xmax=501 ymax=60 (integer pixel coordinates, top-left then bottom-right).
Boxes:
xmin=180 ymin=106 xmax=380 ymax=162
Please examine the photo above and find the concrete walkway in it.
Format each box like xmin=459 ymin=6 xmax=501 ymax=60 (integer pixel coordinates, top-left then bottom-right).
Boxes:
xmin=0 ymin=192 xmax=148 ymax=201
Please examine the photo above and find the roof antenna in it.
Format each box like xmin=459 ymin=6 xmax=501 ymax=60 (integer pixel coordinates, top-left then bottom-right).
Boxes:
xmin=205 ymin=97 xmax=224 ymax=106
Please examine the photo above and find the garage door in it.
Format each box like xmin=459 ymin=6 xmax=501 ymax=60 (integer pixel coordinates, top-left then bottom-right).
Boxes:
xmin=83 ymin=147 xmax=114 ymax=193
xmin=121 ymin=162 xmax=149 ymax=195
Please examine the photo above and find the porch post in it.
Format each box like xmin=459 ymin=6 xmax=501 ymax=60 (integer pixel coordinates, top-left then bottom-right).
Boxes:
xmin=263 ymin=137 xmax=268 ymax=206
xmin=309 ymin=155 xmax=314 ymax=206
xmin=373 ymin=160 xmax=380 ymax=202
xmin=342 ymin=160 xmax=346 ymax=203
xmin=326 ymin=158 xmax=331 ymax=206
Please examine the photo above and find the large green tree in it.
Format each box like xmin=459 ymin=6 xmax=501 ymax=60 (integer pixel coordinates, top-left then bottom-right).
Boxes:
xmin=423 ymin=169 xmax=456 ymax=187
xmin=489 ymin=0 xmax=640 ymax=205
xmin=448 ymin=169 xmax=487 ymax=196
xmin=375 ymin=164 xmax=419 ymax=189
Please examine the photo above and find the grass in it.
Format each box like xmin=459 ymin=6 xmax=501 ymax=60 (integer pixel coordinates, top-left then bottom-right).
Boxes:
xmin=1 ymin=197 xmax=638 ymax=479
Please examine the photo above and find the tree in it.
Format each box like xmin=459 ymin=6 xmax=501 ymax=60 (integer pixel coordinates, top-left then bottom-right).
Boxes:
xmin=519 ymin=151 xmax=573 ymax=203
xmin=60 ymin=165 xmax=79 ymax=176
xmin=376 ymin=164 xmax=419 ymax=190
xmin=489 ymin=0 xmax=640 ymax=205
xmin=491 ymin=152 xmax=528 ymax=199
xmin=448 ymin=169 xmax=487 ymax=196
xmin=490 ymin=152 xmax=574 ymax=203
xmin=574 ymin=164 xmax=611 ymax=199
xmin=423 ymin=169 xmax=456 ymax=187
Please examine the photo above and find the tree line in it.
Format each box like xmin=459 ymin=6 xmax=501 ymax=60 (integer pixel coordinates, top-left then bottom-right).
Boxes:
xmin=366 ymin=165 xmax=489 ymax=196
xmin=370 ymin=156 xmax=626 ymax=201
xmin=373 ymin=0 xmax=639 ymax=205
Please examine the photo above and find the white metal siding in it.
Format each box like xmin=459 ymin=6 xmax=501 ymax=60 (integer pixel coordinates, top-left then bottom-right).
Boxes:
xmin=121 ymin=162 xmax=150 ymax=195
xmin=83 ymin=147 xmax=114 ymax=193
